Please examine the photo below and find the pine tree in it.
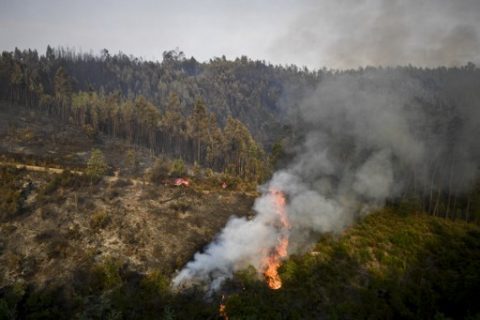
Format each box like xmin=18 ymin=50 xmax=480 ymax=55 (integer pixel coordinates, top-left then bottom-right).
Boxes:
xmin=187 ymin=99 xmax=209 ymax=164
xmin=162 ymin=93 xmax=185 ymax=156
xmin=54 ymin=66 xmax=72 ymax=120
xmin=86 ymin=148 xmax=108 ymax=181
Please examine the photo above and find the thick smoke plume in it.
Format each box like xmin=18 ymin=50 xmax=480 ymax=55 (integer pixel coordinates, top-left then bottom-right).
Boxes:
xmin=271 ymin=0 xmax=480 ymax=69
xmin=173 ymin=68 xmax=480 ymax=291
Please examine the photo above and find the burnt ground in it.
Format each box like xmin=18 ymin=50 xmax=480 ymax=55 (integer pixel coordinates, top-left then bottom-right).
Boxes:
xmin=0 ymin=103 xmax=157 ymax=171
xmin=0 ymin=103 xmax=257 ymax=293
xmin=0 ymin=169 xmax=255 ymax=289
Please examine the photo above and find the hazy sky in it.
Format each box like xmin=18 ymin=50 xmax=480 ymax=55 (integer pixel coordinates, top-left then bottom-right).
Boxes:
xmin=1 ymin=0 xmax=479 ymax=69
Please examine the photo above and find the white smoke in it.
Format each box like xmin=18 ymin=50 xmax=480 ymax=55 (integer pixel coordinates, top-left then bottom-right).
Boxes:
xmin=173 ymin=68 xmax=480 ymax=291
xmin=172 ymin=185 xmax=288 ymax=291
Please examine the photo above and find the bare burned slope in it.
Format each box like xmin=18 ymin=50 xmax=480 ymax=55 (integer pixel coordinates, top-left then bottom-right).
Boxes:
xmin=0 ymin=168 xmax=254 ymax=288
xmin=0 ymin=104 xmax=256 ymax=292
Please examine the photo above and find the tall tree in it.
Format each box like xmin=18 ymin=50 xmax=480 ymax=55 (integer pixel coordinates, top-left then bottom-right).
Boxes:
xmin=86 ymin=148 xmax=108 ymax=181
xmin=161 ymin=93 xmax=185 ymax=156
xmin=187 ymin=99 xmax=209 ymax=164
xmin=54 ymin=66 xmax=72 ymax=120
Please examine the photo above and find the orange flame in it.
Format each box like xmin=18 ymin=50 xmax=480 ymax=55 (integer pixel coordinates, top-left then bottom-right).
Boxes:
xmin=219 ymin=295 xmax=229 ymax=320
xmin=262 ymin=188 xmax=289 ymax=290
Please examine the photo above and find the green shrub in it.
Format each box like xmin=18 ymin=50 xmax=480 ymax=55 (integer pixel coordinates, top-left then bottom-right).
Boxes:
xmin=125 ymin=149 xmax=139 ymax=175
xmin=90 ymin=209 xmax=110 ymax=229
xmin=389 ymin=195 xmax=423 ymax=216
xmin=24 ymin=286 xmax=68 ymax=319
xmin=0 ymin=190 xmax=21 ymax=220
xmin=39 ymin=170 xmax=88 ymax=198
xmin=91 ymin=257 xmax=123 ymax=291
xmin=149 ymin=159 xmax=170 ymax=183
xmin=150 ymin=158 xmax=187 ymax=183
xmin=0 ymin=167 xmax=23 ymax=220
xmin=140 ymin=270 xmax=170 ymax=297
xmin=86 ymin=148 xmax=108 ymax=181
xmin=0 ymin=281 xmax=26 ymax=320
xmin=169 ymin=158 xmax=185 ymax=177
xmin=42 ymin=176 xmax=61 ymax=195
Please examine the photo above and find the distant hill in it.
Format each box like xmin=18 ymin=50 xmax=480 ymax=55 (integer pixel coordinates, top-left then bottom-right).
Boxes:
xmin=2 ymin=47 xmax=479 ymax=149
xmin=0 ymin=47 xmax=321 ymax=148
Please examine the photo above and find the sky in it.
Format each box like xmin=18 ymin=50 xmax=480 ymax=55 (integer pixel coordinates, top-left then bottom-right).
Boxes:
xmin=1 ymin=0 xmax=479 ymax=69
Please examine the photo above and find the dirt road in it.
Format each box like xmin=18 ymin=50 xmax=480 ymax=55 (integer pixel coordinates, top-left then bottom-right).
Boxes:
xmin=0 ymin=161 xmax=83 ymax=175
xmin=0 ymin=161 xmax=150 ymax=186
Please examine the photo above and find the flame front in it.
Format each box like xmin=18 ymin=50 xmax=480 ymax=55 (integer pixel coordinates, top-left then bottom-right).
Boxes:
xmin=219 ymin=303 xmax=228 ymax=319
xmin=262 ymin=188 xmax=289 ymax=290
xmin=219 ymin=295 xmax=229 ymax=320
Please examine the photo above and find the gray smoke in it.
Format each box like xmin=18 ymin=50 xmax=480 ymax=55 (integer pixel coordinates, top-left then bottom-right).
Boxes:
xmin=270 ymin=0 xmax=480 ymax=69
xmin=172 ymin=186 xmax=290 ymax=291
xmin=173 ymin=68 xmax=480 ymax=291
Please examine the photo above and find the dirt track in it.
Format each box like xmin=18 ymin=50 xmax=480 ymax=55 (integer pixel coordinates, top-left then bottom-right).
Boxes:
xmin=0 ymin=161 xmax=83 ymax=175
xmin=0 ymin=161 xmax=149 ymax=185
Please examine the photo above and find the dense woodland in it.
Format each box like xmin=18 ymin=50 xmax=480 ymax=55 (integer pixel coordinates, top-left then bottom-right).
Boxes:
xmin=1 ymin=47 xmax=480 ymax=216
xmin=0 ymin=47 xmax=297 ymax=181
xmin=0 ymin=46 xmax=320 ymax=144
xmin=1 ymin=47 xmax=480 ymax=214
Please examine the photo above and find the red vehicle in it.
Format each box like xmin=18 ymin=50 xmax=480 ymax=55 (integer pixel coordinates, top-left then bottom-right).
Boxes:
xmin=174 ymin=178 xmax=190 ymax=187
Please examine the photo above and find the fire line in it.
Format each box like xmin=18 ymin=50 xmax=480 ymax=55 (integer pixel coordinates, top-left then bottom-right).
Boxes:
xmin=261 ymin=188 xmax=289 ymax=290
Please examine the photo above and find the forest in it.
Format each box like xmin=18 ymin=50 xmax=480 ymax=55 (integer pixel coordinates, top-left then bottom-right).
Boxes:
xmin=1 ymin=46 xmax=480 ymax=319
xmin=1 ymin=47 xmax=479 ymax=218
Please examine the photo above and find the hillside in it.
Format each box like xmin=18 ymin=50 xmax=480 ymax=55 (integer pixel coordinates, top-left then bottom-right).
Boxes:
xmin=0 ymin=102 xmax=156 ymax=171
xmin=224 ymin=210 xmax=480 ymax=319
xmin=3 ymin=0 xmax=480 ymax=317
xmin=0 ymin=111 xmax=479 ymax=319
xmin=1 ymin=48 xmax=480 ymax=319
xmin=3 ymin=48 xmax=480 ymax=150
xmin=0 ymin=103 xmax=258 ymax=318
xmin=1 ymin=197 xmax=479 ymax=319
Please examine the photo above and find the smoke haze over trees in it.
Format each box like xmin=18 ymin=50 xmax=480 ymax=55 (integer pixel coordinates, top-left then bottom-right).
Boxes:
xmin=172 ymin=64 xmax=480 ymax=290
xmin=1 ymin=45 xmax=480 ymax=298
xmin=1 ymin=46 xmax=480 ymax=187
xmin=1 ymin=1 xmax=480 ymax=318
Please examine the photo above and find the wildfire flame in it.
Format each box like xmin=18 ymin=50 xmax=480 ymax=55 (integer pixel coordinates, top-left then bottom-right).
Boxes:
xmin=219 ymin=295 xmax=229 ymax=320
xmin=261 ymin=188 xmax=289 ymax=290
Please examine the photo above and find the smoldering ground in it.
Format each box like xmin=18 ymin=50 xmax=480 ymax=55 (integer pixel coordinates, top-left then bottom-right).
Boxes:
xmin=173 ymin=67 xmax=480 ymax=291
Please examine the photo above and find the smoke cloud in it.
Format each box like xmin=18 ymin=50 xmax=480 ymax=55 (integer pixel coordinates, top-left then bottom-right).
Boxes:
xmin=270 ymin=0 xmax=480 ymax=69
xmin=173 ymin=68 xmax=480 ymax=291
